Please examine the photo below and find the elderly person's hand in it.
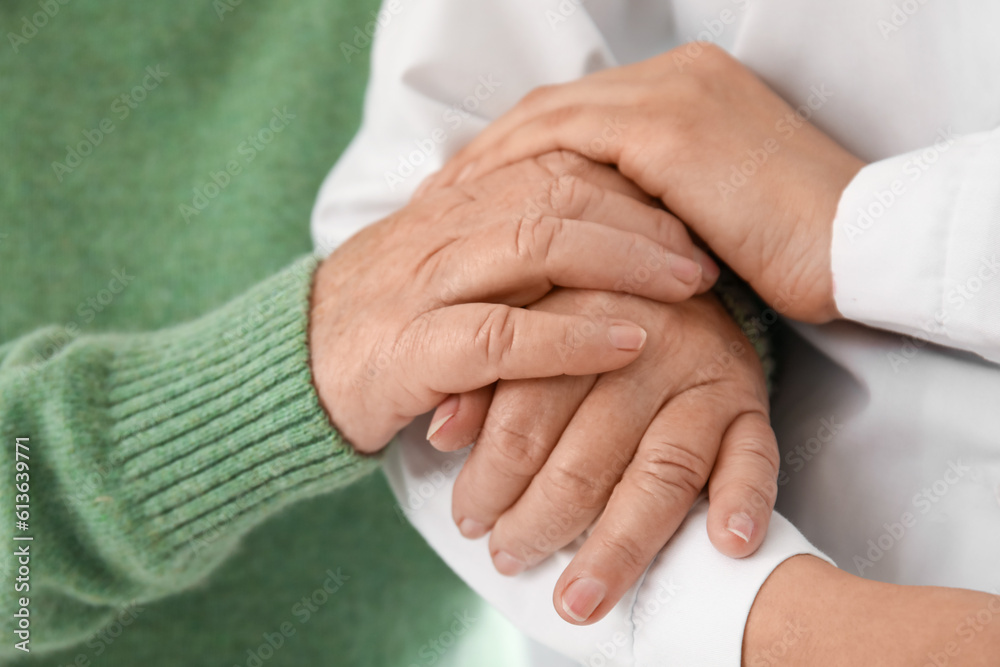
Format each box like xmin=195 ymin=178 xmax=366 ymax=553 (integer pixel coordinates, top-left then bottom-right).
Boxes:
xmin=429 ymin=287 xmax=777 ymax=625
xmin=309 ymin=152 xmax=715 ymax=453
xmin=422 ymin=43 xmax=865 ymax=324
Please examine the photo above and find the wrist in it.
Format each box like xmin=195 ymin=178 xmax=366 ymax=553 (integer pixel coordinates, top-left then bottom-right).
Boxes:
xmin=741 ymin=554 xmax=850 ymax=666
xmin=307 ymin=253 xmax=381 ymax=454
xmin=800 ymin=152 xmax=864 ymax=324
xmin=744 ymin=555 xmax=1000 ymax=666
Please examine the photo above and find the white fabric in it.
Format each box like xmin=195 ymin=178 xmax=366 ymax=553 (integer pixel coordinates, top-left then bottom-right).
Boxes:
xmin=312 ymin=0 xmax=1000 ymax=664
xmin=384 ymin=416 xmax=830 ymax=667
xmin=831 ymin=128 xmax=1000 ymax=362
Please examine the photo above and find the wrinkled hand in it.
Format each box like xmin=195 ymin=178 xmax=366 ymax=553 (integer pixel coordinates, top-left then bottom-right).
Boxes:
xmin=424 ymin=43 xmax=865 ymax=323
xmin=309 ymin=152 xmax=715 ymax=453
xmin=428 ymin=288 xmax=779 ymax=625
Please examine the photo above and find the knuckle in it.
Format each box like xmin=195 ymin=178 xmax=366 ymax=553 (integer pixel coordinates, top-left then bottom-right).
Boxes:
xmin=545 ymin=172 xmax=582 ymax=214
xmin=731 ymin=415 xmax=781 ymax=474
xmin=544 ymin=462 xmax=609 ymax=512
xmin=536 ymin=149 xmax=581 ymax=175
xmin=630 ymin=441 xmax=710 ymax=504
xmin=674 ymin=40 xmax=728 ymax=71
xmin=744 ymin=435 xmax=782 ymax=477
xmin=501 ymin=532 xmax=548 ymax=565
xmin=545 ymin=104 xmax=583 ymax=131
xmin=619 ymin=232 xmax=646 ymax=273
xmin=740 ymin=482 xmax=776 ymax=515
xmin=512 ymin=216 xmax=536 ymax=259
xmin=522 ymin=83 xmax=555 ymax=109
xmin=513 ymin=214 xmax=562 ymax=267
xmin=594 ymin=532 xmax=649 ymax=574
xmin=474 ymin=305 xmax=518 ymax=371
xmin=480 ymin=411 xmax=552 ymax=477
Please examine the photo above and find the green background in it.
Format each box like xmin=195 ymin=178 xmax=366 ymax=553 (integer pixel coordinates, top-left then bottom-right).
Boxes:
xmin=0 ymin=1 xmax=481 ymax=665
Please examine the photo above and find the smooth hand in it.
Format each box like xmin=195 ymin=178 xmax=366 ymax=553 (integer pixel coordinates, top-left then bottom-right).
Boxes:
xmin=424 ymin=44 xmax=865 ymax=323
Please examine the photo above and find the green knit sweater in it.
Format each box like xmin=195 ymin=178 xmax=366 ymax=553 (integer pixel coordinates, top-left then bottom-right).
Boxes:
xmin=1 ymin=3 xmax=776 ymax=665
xmin=1 ymin=1 xmax=478 ymax=665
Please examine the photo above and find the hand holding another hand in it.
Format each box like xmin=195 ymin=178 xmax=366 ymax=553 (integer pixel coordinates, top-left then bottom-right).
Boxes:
xmin=426 ymin=43 xmax=865 ymax=324
xmin=309 ymin=152 xmax=715 ymax=453
xmin=428 ymin=287 xmax=779 ymax=624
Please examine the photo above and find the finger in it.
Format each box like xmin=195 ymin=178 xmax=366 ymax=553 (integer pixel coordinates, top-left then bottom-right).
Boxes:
xmin=538 ymin=172 xmax=694 ymax=259
xmin=423 ymin=147 xmax=651 ymax=209
xmin=536 ymin=152 xmax=653 ymax=203
xmin=705 ymin=410 xmax=780 ymax=558
xmin=438 ymin=217 xmax=703 ymax=306
xmin=450 ymin=374 xmax=594 ymax=539
xmin=534 ymin=157 xmax=718 ymax=287
xmin=402 ymin=303 xmax=647 ymax=396
xmin=552 ymin=391 xmax=724 ymax=625
xmin=433 ymin=81 xmax=630 ymax=190
xmin=425 ymin=386 xmax=495 ymax=452
xmin=440 ymin=105 xmax=625 ymax=189
xmin=485 ymin=370 xmax=661 ymax=575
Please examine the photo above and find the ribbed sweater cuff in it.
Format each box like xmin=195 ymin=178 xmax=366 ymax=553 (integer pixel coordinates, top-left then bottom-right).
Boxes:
xmin=79 ymin=255 xmax=377 ymax=578
xmin=712 ymin=268 xmax=777 ymax=394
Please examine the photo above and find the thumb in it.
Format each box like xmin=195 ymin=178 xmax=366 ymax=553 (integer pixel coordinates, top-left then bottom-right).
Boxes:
xmin=706 ymin=410 xmax=781 ymax=558
xmin=426 ymin=387 xmax=494 ymax=451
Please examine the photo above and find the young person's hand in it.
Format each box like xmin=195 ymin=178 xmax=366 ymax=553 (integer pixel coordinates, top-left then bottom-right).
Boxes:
xmin=310 ymin=152 xmax=715 ymax=453
xmin=744 ymin=555 xmax=1000 ymax=666
xmin=427 ymin=288 xmax=779 ymax=625
xmin=424 ymin=44 xmax=865 ymax=324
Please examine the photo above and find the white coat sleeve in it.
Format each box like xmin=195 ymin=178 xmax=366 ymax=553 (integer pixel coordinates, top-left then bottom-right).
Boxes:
xmin=831 ymin=126 xmax=1000 ymax=363
xmin=312 ymin=1 xmax=833 ymax=665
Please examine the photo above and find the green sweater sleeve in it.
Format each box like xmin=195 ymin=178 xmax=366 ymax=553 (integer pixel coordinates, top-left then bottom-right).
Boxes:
xmin=0 ymin=255 xmax=378 ymax=656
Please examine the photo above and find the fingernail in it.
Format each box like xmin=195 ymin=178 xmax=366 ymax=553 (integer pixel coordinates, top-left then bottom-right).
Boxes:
xmin=426 ymin=395 xmax=460 ymax=442
xmin=458 ymin=518 xmax=488 ymax=539
xmin=671 ymin=255 xmax=703 ymax=284
xmin=726 ymin=512 xmax=754 ymax=543
xmin=562 ymin=577 xmax=606 ymax=623
xmin=493 ymin=551 xmax=526 ymax=576
xmin=608 ymin=324 xmax=647 ymax=351
xmin=692 ymin=247 xmax=720 ymax=283
xmin=456 ymin=161 xmax=477 ymax=183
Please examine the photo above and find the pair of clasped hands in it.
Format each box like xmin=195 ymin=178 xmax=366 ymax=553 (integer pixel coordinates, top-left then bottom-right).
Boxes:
xmin=310 ymin=45 xmax=864 ymax=625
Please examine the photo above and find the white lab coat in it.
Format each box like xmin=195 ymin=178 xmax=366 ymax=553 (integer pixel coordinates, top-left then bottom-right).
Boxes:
xmin=312 ymin=1 xmax=1000 ymax=664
